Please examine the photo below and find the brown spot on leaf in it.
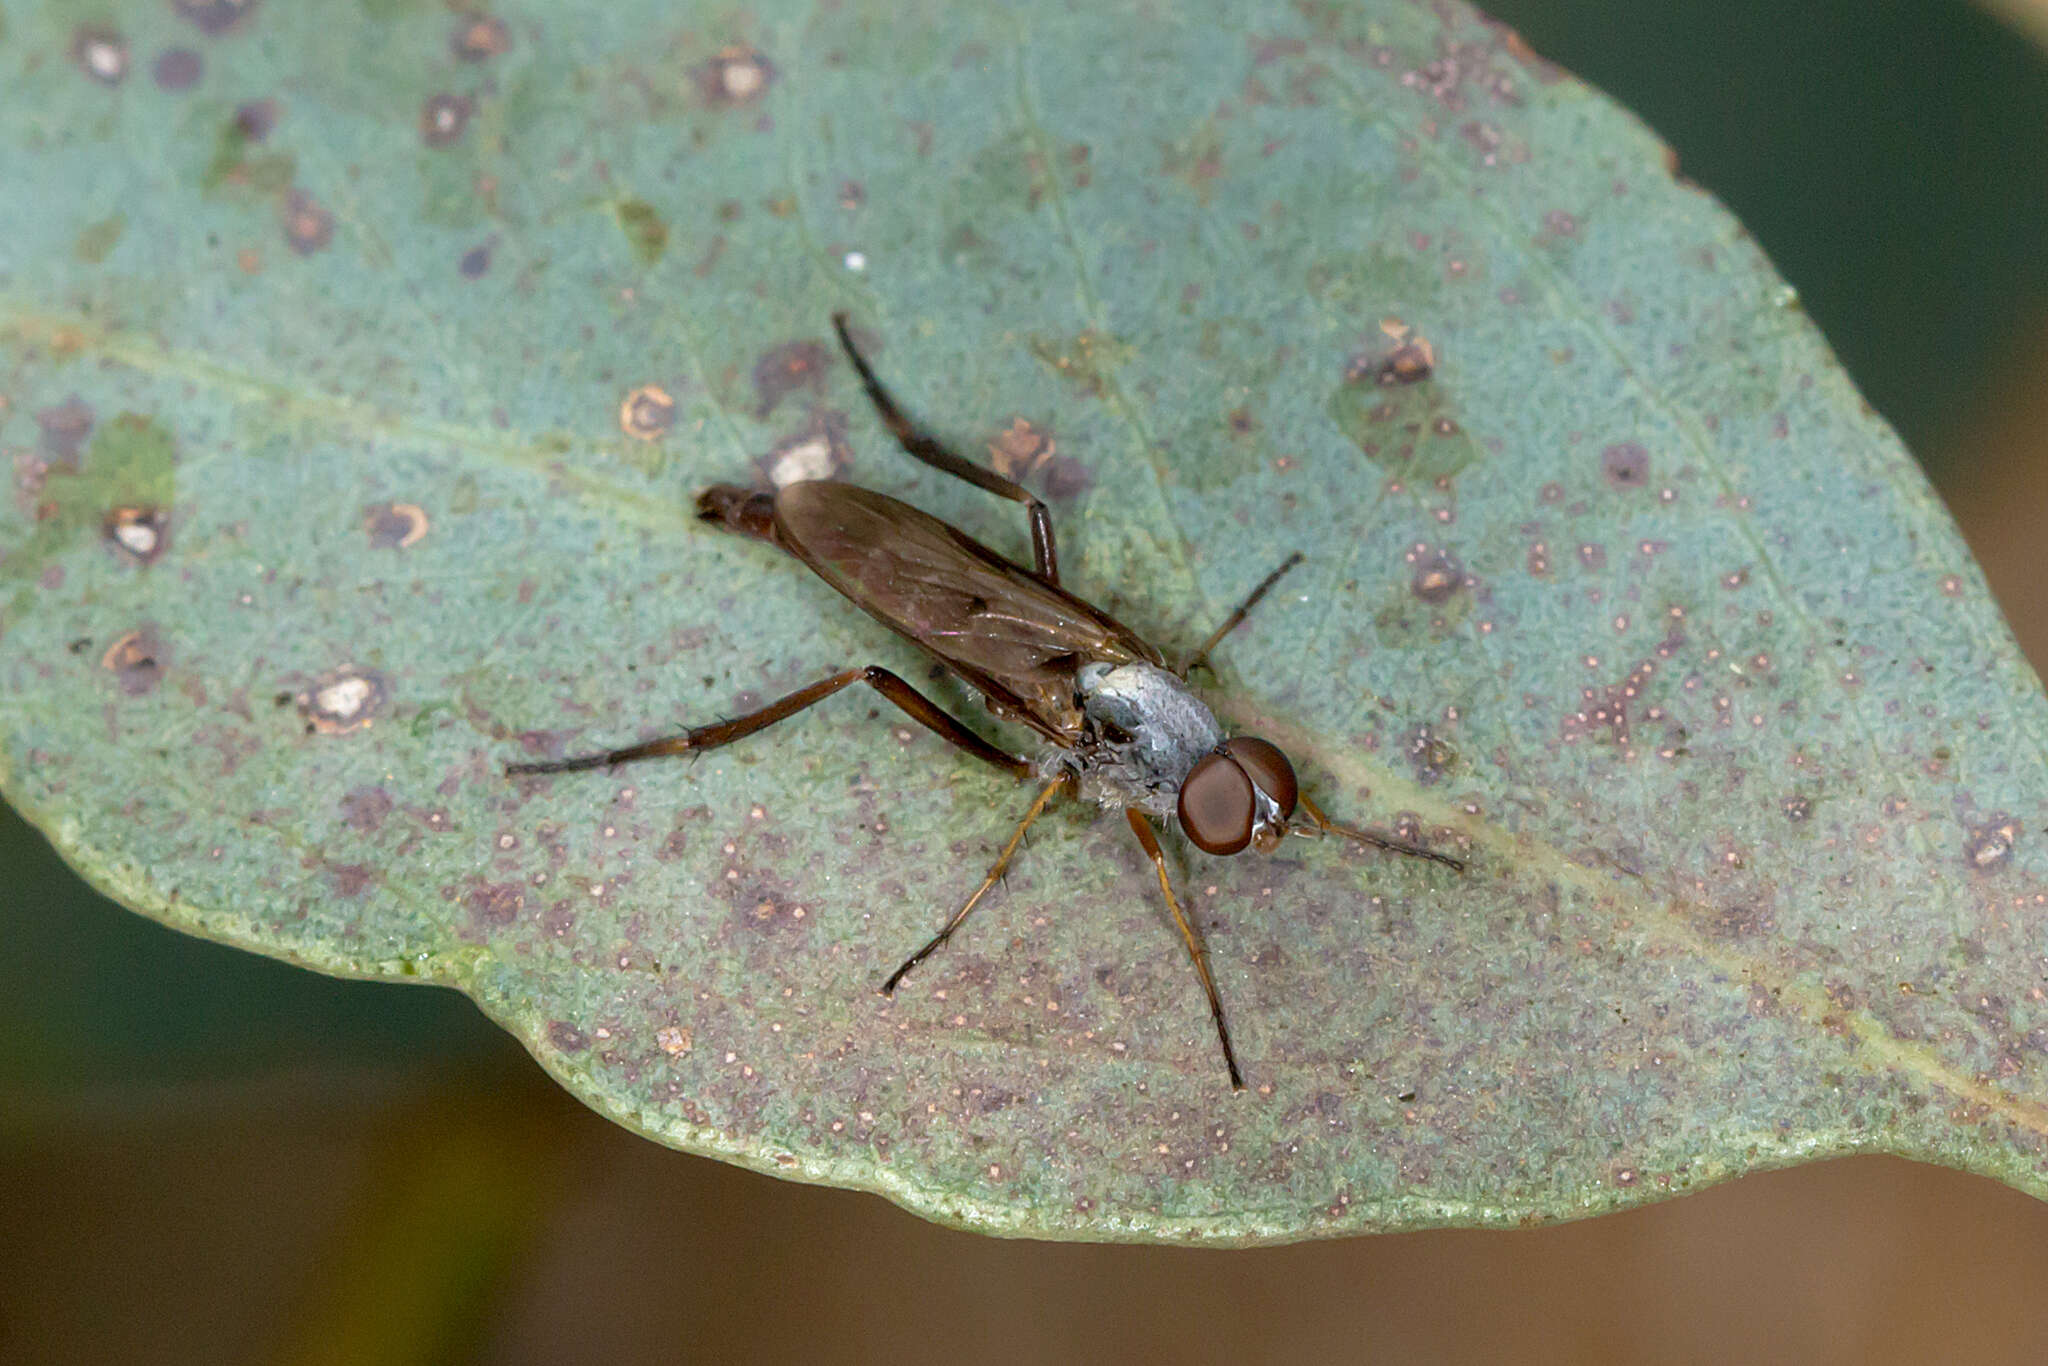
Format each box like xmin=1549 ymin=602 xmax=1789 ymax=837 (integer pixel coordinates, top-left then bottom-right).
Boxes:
xmin=297 ymin=667 xmax=389 ymax=735
xmin=1040 ymin=457 xmax=1095 ymax=500
xmin=280 ymin=189 xmax=334 ymax=255
xmin=751 ymin=339 xmax=830 ymax=417
xmin=1562 ymin=660 xmax=1658 ymax=748
xmin=548 ymin=1021 xmax=589 ymax=1052
xmin=1331 ymin=324 xmax=1475 ymax=479
xmin=988 ymin=418 xmax=1054 ymax=481
xmin=466 ymin=879 xmax=526 ymax=927
xmin=1410 ymin=549 xmax=1464 ymax=603
xmin=619 ymin=385 xmax=678 ymax=441
xmin=1368 ymin=336 xmax=1436 ymax=385
xmin=72 ymin=27 xmax=130 ymax=86
xmin=339 ymin=786 xmax=394 ymax=833
xmin=1402 ymin=56 xmax=1466 ymax=109
xmin=541 ymin=902 xmax=576 ymax=938
xmin=696 ymin=46 xmax=777 ymax=106
xmin=174 ymin=0 xmax=261 ymax=37
xmin=737 ymin=893 xmax=810 ymax=936
xmin=1964 ymin=816 xmax=2019 ymax=874
xmin=234 ymin=99 xmax=278 ymax=140
xmin=983 ymin=418 xmax=1088 ymax=497
xmin=103 ymin=506 xmax=170 ymax=564
xmin=35 ymin=398 xmax=95 ymax=461
xmin=419 ymin=94 xmax=473 ymax=147
xmin=1707 ymin=901 xmax=1775 ymax=940
xmin=1602 ymin=441 xmax=1650 ymax=489
xmin=363 ymin=501 xmax=429 ymax=549
xmin=101 ymin=628 xmax=165 ymax=695
xmin=152 ymin=49 xmax=204 ymax=91
xmin=1404 ymin=725 xmax=1457 ymax=784
xmin=329 ymin=864 xmax=374 ymax=898
xmin=451 ymin=14 xmax=512 ymax=62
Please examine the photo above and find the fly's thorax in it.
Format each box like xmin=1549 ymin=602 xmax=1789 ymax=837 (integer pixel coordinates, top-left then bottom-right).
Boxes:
xmin=1061 ymin=661 xmax=1223 ymax=810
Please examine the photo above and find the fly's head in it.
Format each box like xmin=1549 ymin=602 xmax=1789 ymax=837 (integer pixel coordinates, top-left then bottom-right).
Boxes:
xmin=1073 ymin=662 xmax=1301 ymax=854
xmin=1176 ymin=736 xmax=1299 ymax=856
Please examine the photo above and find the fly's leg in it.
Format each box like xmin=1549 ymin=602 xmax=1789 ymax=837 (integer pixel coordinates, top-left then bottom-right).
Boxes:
xmin=505 ymin=666 xmax=1031 ymax=778
xmin=881 ymin=777 xmax=1068 ymax=994
xmin=830 ymin=311 xmax=1060 ymax=586
xmin=1180 ymin=551 xmax=1305 ymax=676
xmin=1126 ymin=809 xmax=1246 ymax=1092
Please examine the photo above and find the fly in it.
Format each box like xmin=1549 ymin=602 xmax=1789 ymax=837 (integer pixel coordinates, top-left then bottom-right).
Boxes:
xmin=508 ymin=313 xmax=1465 ymax=1091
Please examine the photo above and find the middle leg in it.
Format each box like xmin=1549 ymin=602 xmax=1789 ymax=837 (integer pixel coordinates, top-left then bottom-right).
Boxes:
xmin=882 ymin=776 xmax=1069 ymax=994
xmin=1126 ymin=809 xmax=1246 ymax=1091
xmin=1180 ymin=551 xmax=1305 ymax=676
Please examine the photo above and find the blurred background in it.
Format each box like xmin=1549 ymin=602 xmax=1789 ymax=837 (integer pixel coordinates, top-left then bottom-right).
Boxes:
xmin=6 ymin=1 xmax=2048 ymax=1362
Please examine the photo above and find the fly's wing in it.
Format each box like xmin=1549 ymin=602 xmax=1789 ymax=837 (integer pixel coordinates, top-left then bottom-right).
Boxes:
xmin=771 ymin=481 xmax=1163 ymax=741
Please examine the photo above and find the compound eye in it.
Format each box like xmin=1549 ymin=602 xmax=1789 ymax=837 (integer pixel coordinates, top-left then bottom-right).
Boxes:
xmin=1224 ymin=736 xmax=1298 ymax=821
xmin=1178 ymin=752 xmax=1255 ymax=855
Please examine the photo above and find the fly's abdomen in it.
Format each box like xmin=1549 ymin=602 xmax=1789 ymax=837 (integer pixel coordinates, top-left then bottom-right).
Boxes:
xmin=696 ymin=484 xmax=779 ymax=544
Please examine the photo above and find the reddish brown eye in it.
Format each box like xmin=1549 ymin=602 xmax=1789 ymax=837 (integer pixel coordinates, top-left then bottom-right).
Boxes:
xmin=1224 ymin=736 xmax=1298 ymax=820
xmin=1178 ymin=753 xmax=1255 ymax=855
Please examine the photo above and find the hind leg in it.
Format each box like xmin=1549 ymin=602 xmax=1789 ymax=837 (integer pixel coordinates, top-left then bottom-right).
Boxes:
xmin=831 ymin=312 xmax=1060 ymax=586
xmin=507 ymin=666 xmax=1031 ymax=778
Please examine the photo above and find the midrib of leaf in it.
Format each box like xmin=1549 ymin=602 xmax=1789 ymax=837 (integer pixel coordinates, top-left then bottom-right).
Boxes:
xmin=0 ymin=303 xmax=688 ymax=534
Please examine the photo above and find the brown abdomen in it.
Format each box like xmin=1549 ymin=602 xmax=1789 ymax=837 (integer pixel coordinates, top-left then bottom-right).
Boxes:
xmin=695 ymin=484 xmax=779 ymax=545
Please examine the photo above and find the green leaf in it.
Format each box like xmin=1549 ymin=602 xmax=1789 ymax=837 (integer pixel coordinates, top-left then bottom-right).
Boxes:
xmin=3 ymin=0 xmax=2045 ymax=1244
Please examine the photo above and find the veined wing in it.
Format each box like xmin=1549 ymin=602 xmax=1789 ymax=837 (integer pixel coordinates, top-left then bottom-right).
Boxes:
xmin=771 ymin=481 xmax=1162 ymax=741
